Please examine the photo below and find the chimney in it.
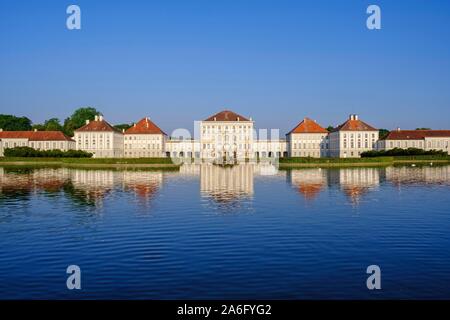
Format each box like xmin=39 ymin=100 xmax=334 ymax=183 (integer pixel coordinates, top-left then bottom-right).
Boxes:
xmin=134 ymin=123 xmax=136 ymax=127
xmin=94 ymin=115 xmax=98 ymax=121
xmin=99 ymin=115 xmax=103 ymax=121
xmin=0 ymin=128 xmax=3 ymax=132
xmin=354 ymin=114 xmax=359 ymax=120
xmin=86 ymin=119 xmax=90 ymax=125
xmin=122 ymin=129 xmax=125 ymax=133
xmin=34 ymin=128 xmax=37 ymax=132
xmin=214 ymin=117 xmax=217 ymax=121
xmin=237 ymin=117 xmax=240 ymax=121
xmin=250 ymin=117 xmax=253 ymax=121
xmin=397 ymin=127 xmax=401 ymax=132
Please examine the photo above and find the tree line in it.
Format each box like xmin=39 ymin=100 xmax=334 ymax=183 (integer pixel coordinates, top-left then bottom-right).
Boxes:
xmin=0 ymin=107 xmax=133 ymax=136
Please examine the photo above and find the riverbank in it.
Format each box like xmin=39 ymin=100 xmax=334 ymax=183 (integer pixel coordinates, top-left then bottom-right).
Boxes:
xmin=278 ymin=156 xmax=450 ymax=168
xmin=0 ymin=157 xmax=181 ymax=169
xmin=1 ymin=156 xmax=449 ymax=169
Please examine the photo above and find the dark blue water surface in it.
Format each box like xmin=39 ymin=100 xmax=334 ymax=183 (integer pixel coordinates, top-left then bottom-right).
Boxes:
xmin=0 ymin=164 xmax=450 ymax=299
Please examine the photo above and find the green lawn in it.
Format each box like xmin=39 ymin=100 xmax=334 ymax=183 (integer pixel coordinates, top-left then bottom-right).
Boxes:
xmin=0 ymin=157 xmax=175 ymax=164
xmin=279 ymin=157 xmax=394 ymax=164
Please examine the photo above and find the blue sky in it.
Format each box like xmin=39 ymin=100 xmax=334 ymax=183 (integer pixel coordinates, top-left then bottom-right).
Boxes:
xmin=0 ymin=0 xmax=449 ymax=134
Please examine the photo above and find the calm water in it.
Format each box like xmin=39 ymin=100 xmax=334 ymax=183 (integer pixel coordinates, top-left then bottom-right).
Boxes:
xmin=0 ymin=164 xmax=450 ymax=299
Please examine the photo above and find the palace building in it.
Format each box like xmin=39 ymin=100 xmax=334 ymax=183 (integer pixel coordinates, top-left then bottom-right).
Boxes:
xmin=74 ymin=115 xmax=124 ymax=158
xmin=3 ymin=109 xmax=449 ymax=160
xmin=200 ymin=110 xmax=255 ymax=160
xmin=286 ymin=118 xmax=329 ymax=158
xmin=124 ymin=117 xmax=167 ymax=158
xmin=328 ymin=114 xmax=379 ymax=158
xmin=378 ymin=129 xmax=450 ymax=154
xmin=0 ymin=129 xmax=75 ymax=156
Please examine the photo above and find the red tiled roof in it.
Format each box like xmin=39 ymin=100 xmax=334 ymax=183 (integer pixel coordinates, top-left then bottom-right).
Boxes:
xmin=288 ymin=118 xmax=328 ymax=134
xmin=125 ymin=117 xmax=166 ymax=135
xmin=333 ymin=118 xmax=377 ymax=132
xmin=0 ymin=131 xmax=74 ymax=141
xmin=75 ymin=119 xmax=121 ymax=133
xmin=385 ymin=130 xmax=450 ymax=140
xmin=204 ymin=110 xmax=250 ymax=122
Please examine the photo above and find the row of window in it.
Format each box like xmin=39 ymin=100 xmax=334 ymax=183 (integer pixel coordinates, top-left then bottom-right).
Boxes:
xmin=124 ymin=151 xmax=162 ymax=157
xmin=124 ymin=135 xmax=161 ymax=141
xmin=388 ymin=140 xmax=449 ymax=149
xmin=342 ymin=142 xmax=376 ymax=149
xmin=292 ymin=143 xmax=328 ymax=150
xmin=291 ymin=151 xmax=323 ymax=157
xmin=125 ymin=144 xmax=161 ymax=149
xmin=202 ymin=143 xmax=251 ymax=150
xmin=343 ymin=133 xmax=376 ymax=139
xmin=2 ymin=141 xmax=67 ymax=149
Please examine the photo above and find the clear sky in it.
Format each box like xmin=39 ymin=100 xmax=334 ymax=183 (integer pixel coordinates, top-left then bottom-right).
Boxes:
xmin=0 ymin=0 xmax=449 ymax=134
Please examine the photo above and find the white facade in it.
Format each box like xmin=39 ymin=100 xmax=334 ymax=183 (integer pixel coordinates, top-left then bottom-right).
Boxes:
xmin=165 ymin=139 xmax=201 ymax=159
xmin=124 ymin=117 xmax=167 ymax=158
xmin=378 ymin=129 xmax=450 ymax=155
xmin=287 ymin=133 xmax=328 ymax=158
xmin=254 ymin=139 xmax=287 ymax=158
xmin=200 ymin=117 xmax=254 ymax=160
xmin=329 ymin=115 xmax=379 ymax=158
xmin=74 ymin=116 xmax=124 ymax=158
xmin=0 ymin=129 xmax=75 ymax=156
xmin=124 ymin=133 xmax=166 ymax=158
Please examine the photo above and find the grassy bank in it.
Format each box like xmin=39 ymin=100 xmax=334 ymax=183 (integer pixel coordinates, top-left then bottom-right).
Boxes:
xmin=0 ymin=157 xmax=180 ymax=169
xmin=279 ymin=156 xmax=450 ymax=168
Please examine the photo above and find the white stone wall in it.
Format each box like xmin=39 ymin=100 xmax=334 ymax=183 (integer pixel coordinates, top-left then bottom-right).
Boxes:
xmin=124 ymin=134 xmax=166 ymax=158
xmin=380 ymin=139 xmax=425 ymax=150
xmin=253 ymin=140 xmax=287 ymax=158
xmin=378 ymin=138 xmax=450 ymax=155
xmin=74 ymin=131 xmax=124 ymax=158
xmin=0 ymin=138 xmax=75 ymax=156
xmin=287 ymin=133 xmax=328 ymax=157
xmin=424 ymin=137 xmax=450 ymax=154
xmin=200 ymin=121 xmax=254 ymax=160
xmin=165 ymin=139 xmax=201 ymax=158
xmin=329 ymin=130 xmax=379 ymax=158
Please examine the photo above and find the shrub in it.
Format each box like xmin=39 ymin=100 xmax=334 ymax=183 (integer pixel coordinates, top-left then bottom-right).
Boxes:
xmin=361 ymin=148 xmax=448 ymax=158
xmin=4 ymin=146 xmax=92 ymax=158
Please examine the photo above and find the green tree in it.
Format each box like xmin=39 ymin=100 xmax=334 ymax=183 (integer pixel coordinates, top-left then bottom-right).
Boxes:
xmin=32 ymin=118 xmax=63 ymax=131
xmin=416 ymin=127 xmax=431 ymax=130
xmin=31 ymin=123 xmax=46 ymax=131
xmin=63 ymin=107 xmax=101 ymax=136
xmin=114 ymin=123 xmax=133 ymax=132
xmin=326 ymin=126 xmax=334 ymax=132
xmin=44 ymin=118 xmax=63 ymax=131
xmin=379 ymin=129 xmax=390 ymax=139
xmin=0 ymin=114 xmax=32 ymax=131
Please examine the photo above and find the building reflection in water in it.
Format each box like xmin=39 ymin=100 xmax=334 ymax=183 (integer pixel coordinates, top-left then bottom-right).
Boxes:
xmin=0 ymin=167 xmax=164 ymax=208
xmin=287 ymin=168 xmax=327 ymax=201
xmin=386 ymin=165 xmax=450 ymax=186
xmin=68 ymin=169 xmax=116 ymax=207
xmin=328 ymin=168 xmax=380 ymax=204
xmin=122 ymin=171 xmax=163 ymax=204
xmin=1 ymin=164 xmax=450 ymax=210
xmin=200 ymin=164 xmax=255 ymax=211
